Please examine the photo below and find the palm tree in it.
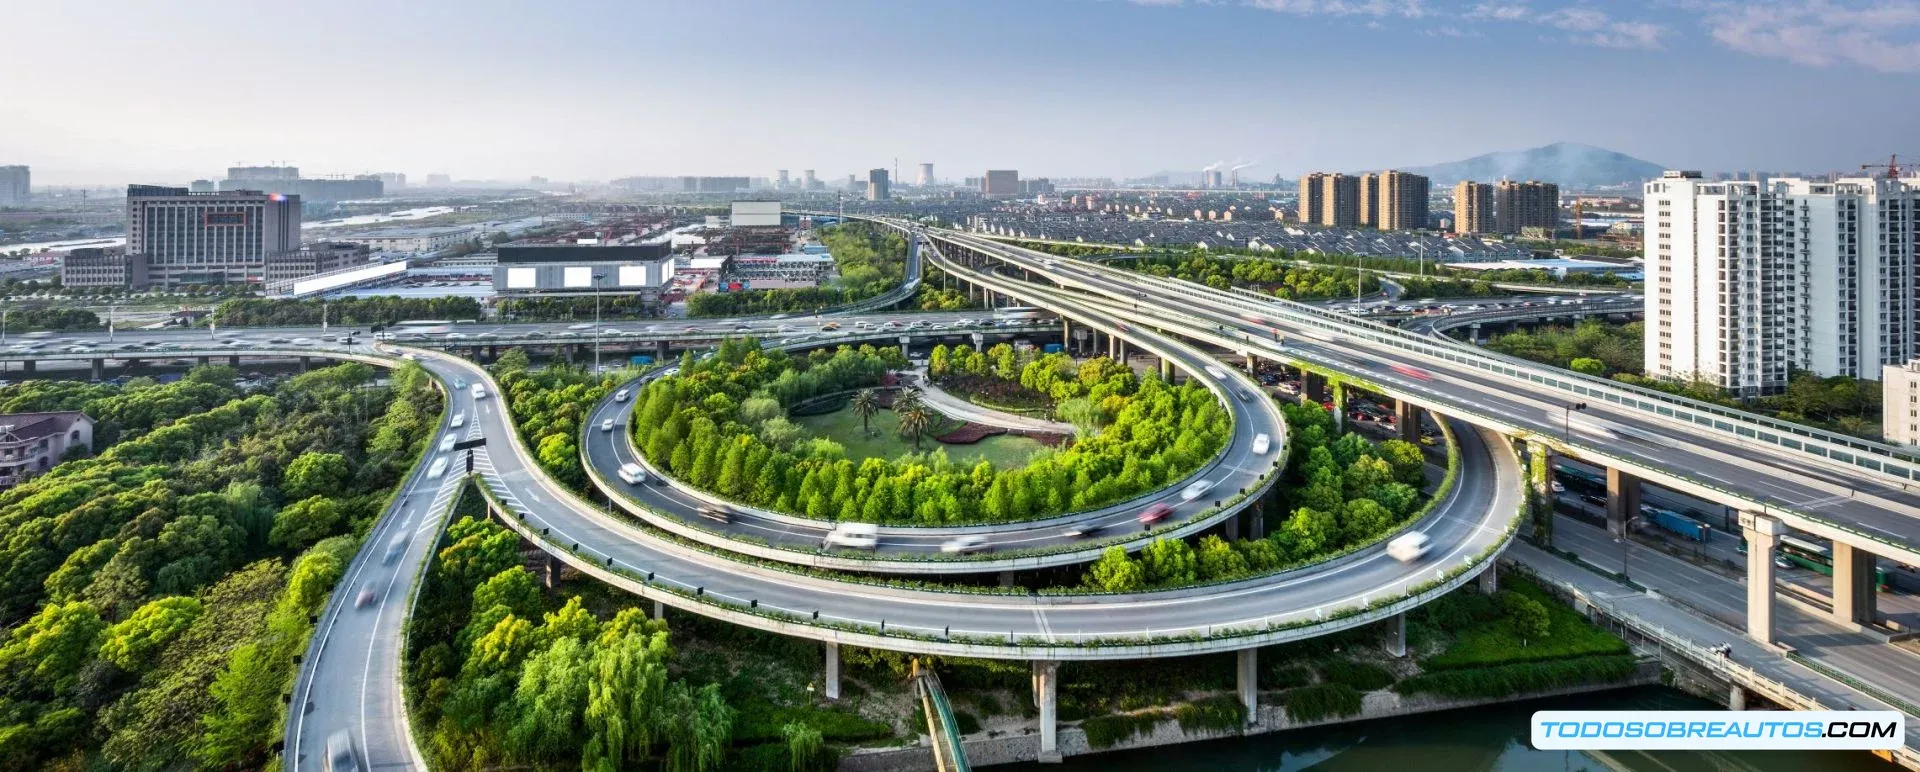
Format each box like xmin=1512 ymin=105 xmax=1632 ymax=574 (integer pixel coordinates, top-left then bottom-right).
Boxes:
xmin=850 ymin=389 xmax=880 ymax=436
xmin=896 ymin=404 xmax=932 ymax=452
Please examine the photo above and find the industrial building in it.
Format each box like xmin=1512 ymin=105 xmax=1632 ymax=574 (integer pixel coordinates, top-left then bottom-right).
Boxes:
xmin=726 ymin=253 xmax=836 ymax=288
xmin=126 ymin=185 xmax=302 ymax=288
xmin=336 ymin=226 xmax=476 ymax=254
xmin=265 ymin=242 xmax=372 ymax=284
xmin=918 ymin=163 xmax=935 ymax=186
xmin=493 ymin=242 xmax=675 ymax=299
xmin=731 ymin=200 xmax=782 ymax=227
xmin=60 ymin=246 xmax=148 ymax=289
xmin=1644 ymin=170 xmax=1918 ymax=395
xmin=983 ymin=170 xmax=1019 ymax=197
xmin=0 ymin=165 xmax=29 ymax=207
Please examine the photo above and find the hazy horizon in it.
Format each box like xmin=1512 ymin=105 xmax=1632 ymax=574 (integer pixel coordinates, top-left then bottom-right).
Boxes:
xmin=4 ymin=0 xmax=1917 ymax=187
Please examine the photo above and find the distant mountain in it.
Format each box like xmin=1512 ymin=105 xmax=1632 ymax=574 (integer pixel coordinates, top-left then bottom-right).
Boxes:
xmin=1404 ymin=142 xmax=1665 ymax=189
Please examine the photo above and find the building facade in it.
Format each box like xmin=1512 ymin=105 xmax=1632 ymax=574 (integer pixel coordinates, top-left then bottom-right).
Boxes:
xmin=1644 ymin=171 xmax=1918 ymax=395
xmin=493 ymin=243 xmax=675 ymax=297
xmin=1885 ymin=360 xmax=1920 ymax=446
xmin=0 ymin=166 xmax=28 ymax=207
xmin=1318 ymin=174 xmax=1359 ymax=228
xmin=126 ymin=185 xmax=301 ymax=288
xmin=1378 ymin=171 xmax=1431 ymax=231
xmin=1298 ymin=173 xmax=1328 ymax=224
xmin=1359 ymin=173 xmax=1381 ymax=228
xmin=0 ymin=412 xmax=94 ymax=489
xmin=264 ymin=242 xmax=371 ymax=284
xmin=867 ymin=169 xmax=890 ymax=201
xmin=60 ymin=246 xmax=149 ymax=289
xmin=337 ymin=226 xmax=475 ymax=254
xmin=983 ymin=170 xmax=1019 ymax=197
xmin=1495 ymin=180 xmax=1559 ymax=234
xmin=1453 ymin=181 xmax=1494 ymax=235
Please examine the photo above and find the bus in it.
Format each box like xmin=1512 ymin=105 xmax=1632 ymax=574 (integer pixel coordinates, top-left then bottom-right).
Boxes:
xmin=1737 ymin=534 xmax=1890 ymax=591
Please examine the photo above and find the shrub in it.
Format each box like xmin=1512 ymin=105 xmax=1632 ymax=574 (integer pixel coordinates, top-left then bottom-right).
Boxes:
xmin=1281 ymin=684 xmax=1364 ymax=723
xmin=1319 ymin=660 xmax=1395 ymax=692
xmin=1080 ymin=712 xmax=1161 ymax=749
xmin=1395 ymin=654 xmax=1641 ymax=699
xmin=1173 ymin=695 xmax=1246 ymax=734
xmin=1264 ymin=664 xmax=1313 ymax=690
xmin=952 ymin=711 xmax=982 ymax=736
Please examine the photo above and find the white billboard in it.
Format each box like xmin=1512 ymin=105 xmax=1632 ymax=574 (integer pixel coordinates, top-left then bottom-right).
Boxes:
xmin=730 ymin=201 xmax=782 ymax=227
xmin=563 ymin=266 xmax=593 ymax=287
xmin=506 ymin=267 xmax=537 ymax=289
xmin=617 ymin=265 xmax=650 ymax=286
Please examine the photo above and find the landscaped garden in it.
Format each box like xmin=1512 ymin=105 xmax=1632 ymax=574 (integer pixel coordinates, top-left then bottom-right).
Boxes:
xmin=795 ymin=401 xmax=1047 ymax=470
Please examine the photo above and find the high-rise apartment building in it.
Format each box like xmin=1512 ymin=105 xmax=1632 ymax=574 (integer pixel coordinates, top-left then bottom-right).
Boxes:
xmin=1495 ymin=180 xmax=1559 ymax=234
xmin=1318 ymin=174 xmax=1359 ymax=228
xmin=1884 ymin=360 xmax=1920 ymax=446
xmin=983 ymin=170 xmax=1019 ymax=197
xmin=775 ymin=170 xmax=790 ymax=189
xmin=918 ymin=163 xmax=934 ymax=186
xmin=1298 ymin=173 xmax=1328 ymax=223
xmin=1453 ymin=181 xmax=1494 ymax=234
xmin=0 ymin=166 xmax=28 ymax=207
xmin=1359 ymin=173 xmax=1381 ymax=228
xmin=125 ymin=185 xmax=301 ymax=289
xmin=1378 ymin=171 xmax=1431 ymax=231
xmin=1644 ymin=170 xmax=1918 ymax=396
xmin=802 ymin=170 xmax=819 ymax=190
xmin=867 ymin=168 xmax=890 ymax=201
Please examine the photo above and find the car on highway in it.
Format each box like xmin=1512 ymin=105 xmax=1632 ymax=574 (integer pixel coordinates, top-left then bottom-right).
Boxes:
xmin=600 ymin=418 xmax=615 ymax=432
xmin=617 ymin=463 xmax=647 ymax=485
xmin=1252 ymin=433 xmax=1272 ymax=455
xmin=453 ymin=377 xmax=467 ymax=389
xmin=819 ymin=323 xmax=841 ymax=331
xmin=941 ymin=535 xmax=990 ymax=554
xmin=568 ymin=323 xmax=595 ymax=331
xmin=385 ymin=532 xmax=409 ymax=564
xmin=355 ymin=588 xmax=377 ymax=608
xmin=326 ymin=730 xmax=361 ymax=772
xmin=614 ymin=388 xmax=631 ymax=402
xmin=697 ymin=505 xmax=732 ymax=524
xmin=438 ymin=433 xmax=456 ymax=453
xmin=1388 ymin=531 xmax=1431 ymax=562
xmin=1180 ymin=480 xmax=1216 ymax=502
xmin=1138 ymin=502 xmax=1172 ymax=525
xmin=471 ymin=384 xmax=487 ymax=400
xmin=450 ymin=412 xmax=466 ymax=429
xmin=824 ymin=522 xmax=879 ymax=550
xmin=291 ymin=337 xmax=315 ymax=346
xmin=1063 ymin=522 xmax=1106 ymax=539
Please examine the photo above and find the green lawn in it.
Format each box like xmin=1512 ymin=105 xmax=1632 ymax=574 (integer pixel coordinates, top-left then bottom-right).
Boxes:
xmin=1422 ymin=577 xmax=1629 ymax=670
xmin=797 ymin=407 xmax=1046 ymax=469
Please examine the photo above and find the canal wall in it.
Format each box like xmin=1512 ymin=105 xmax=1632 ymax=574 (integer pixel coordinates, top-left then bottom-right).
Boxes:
xmin=836 ymin=662 xmax=1661 ymax=771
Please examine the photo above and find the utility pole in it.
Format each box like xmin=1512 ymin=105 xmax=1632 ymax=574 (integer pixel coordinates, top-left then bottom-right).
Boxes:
xmin=592 ymin=272 xmax=606 ymax=372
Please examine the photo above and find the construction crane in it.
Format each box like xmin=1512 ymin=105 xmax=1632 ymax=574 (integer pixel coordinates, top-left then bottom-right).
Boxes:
xmin=1862 ymin=154 xmax=1903 ymax=179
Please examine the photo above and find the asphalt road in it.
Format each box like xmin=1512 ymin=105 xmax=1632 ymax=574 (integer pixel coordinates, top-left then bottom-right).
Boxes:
xmin=283 ymin=379 xmax=475 ymax=772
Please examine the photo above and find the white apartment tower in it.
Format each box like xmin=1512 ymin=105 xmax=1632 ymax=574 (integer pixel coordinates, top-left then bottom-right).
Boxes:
xmin=1644 ymin=170 xmax=1917 ymax=396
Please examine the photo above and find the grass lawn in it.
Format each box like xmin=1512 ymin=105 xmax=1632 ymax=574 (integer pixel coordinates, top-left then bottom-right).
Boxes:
xmin=1421 ymin=576 xmax=1629 ymax=670
xmin=797 ymin=407 xmax=1046 ymax=469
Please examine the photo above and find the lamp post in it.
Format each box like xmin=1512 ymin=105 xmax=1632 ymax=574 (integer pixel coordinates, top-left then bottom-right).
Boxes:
xmin=108 ymin=302 xmax=117 ymax=342
xmin=1415 ymin=242 xmax=1426 ymax=277
xmin=592 ymin=272 xmax=606 ymax=372
xmin=1561 ymin=401 xmax=1588 ymax=441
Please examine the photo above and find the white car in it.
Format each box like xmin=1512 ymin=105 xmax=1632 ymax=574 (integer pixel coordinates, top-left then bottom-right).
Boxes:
xmin=568 ymin=323 xmax=595 ymax=331
xmin=1388 ymin=531 xmax=1432 ymax=562
xmin=1252 ymin=433 xmax=1272 ymax=455
xmin=451 ymin=412 xmax=467 ymax=428
xmin=617 ymin=463 xmax=647 ymax=485
xmin=824 ymin=522 xmax=879 ymax=550
xmin=1180 ymin=480 xmax=1216 ymax=501
xmin=941 ymin=535 xmax=990 ymax=554
xmin=601 ymin=418 xmax=615 ymax=432
xmin=614 ymin=388 xmax=631 ymax=402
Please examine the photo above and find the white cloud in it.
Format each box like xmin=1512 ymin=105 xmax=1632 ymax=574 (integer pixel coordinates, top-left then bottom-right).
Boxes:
xmin=1695 ymin=1 xmax=1920 ymax=72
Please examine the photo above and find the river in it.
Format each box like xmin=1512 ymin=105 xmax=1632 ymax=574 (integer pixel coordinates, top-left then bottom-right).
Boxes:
xmin=1002 ymin=687 xmax=1896 ymax=772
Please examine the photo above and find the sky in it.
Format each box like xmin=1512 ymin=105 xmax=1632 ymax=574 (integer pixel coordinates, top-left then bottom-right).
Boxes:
xmin=3 ymin=0 xmax=1918 ymax=186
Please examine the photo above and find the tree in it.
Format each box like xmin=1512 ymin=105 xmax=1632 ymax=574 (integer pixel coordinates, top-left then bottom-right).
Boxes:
xmin=99 ymin=596 xmax=203 ymax=672
xmin=895 ymin=404 xmax=932 ymax=452
xmin=1570 ymin=357 xmax=1606 ymax=376
xmin=850 ymin=389 xmax=880 ymax=436
xmin=781 ymin=721 xmax=824 ymax=772
xmin=267 ymin=496 xmax=345 ymax=551
xmin=473 ymin=567 xmax=544 ymax=620
xmin=1141 ymin=539 xmax=1197 ymax=587
xmin=1377 ymin=440 xmax=1427 ymax=487
xmin=506 ymin=636 xmax=592 ymax=760
xmin=1083 ymin=547 xmax=1145 ymax=592
xmin=1277 ymin=507 xmax=1338 ymax=561
xmin=283 ymin=451 xmax=350 ymax=501
xmin=1195 ymin=535 xmax=1249 ymax=581
xmin=1500 ymin=590 xmax=1551 ymax=645
xmin=0 ymin=601 xmax=106 ymax=697
xmin=1341 ymin=499 xmax=1395 ymax=544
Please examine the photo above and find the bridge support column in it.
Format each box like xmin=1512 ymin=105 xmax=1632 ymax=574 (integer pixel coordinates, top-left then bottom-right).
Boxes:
xmin=20 ymin=360 xmax=32 ymax=373
xmin=651 ymin=600 xmax=664 ymax=621
xmin=197 ymin=356 xmax=210 ymax=367
xmin=543 ymin=553 xmax=562 ymax=589
xmin=1061 ymin=318 xmax=1071 ymax=349
xmin=1114 ymin=340 xmax=1127 ymax=362
xmin=1728 ymin=685 xmax=1747 ymax=711
xmin=898 ymin=335 xmax=911 ymax=357
xmin=1236 ymin=648 xmax=1259 ymax=726
xmin=1395 ymin=400 xmax=1422 ymax=443
xmin=1032 ymin=660 xmax=1060 ymax=762
xmin=1159 ymin=357 xmax=1173 ymax=381
xmin=1245 ymin=352 xmax=1258 ymax=376
xmin=1304 ymin=371 xmax=1328 ymax=403
xmin=1249 ymin=499 xmax=1265 ymax=539
xmin=1383 ymin=612 xmax=1407 ymax=658
xmin=1224 ymin=509 xmax=1240 ymax=541
xmin=821 ymin=642 xmax=841 ymax=700
xmin=997 ymin=570 xmax=1016 ymax=588
xmin=1330 ymin=382 xmax=1346 ymax=432
xmin=1605 ymin=467 xmax=1640 ymax=537
xmin=655 ymin=340 xmax=669 ymax=361
xmin=91 ymin=358 xmax=103 ymax=380
xmin=1527 ymin=440 xmax=1554 ymax=546
xmin=1740 ymin=512 xmax=1783 ymax=645
xmin=1831 ymin=542 xmax=1879 ymax=627
xmin=228 ymin=354 xmax=240 ymax=368
xmin=1468 ymin=322 xmax=1484 ymax=345
xmin=299 ymin=356 xmax=313 ymax=372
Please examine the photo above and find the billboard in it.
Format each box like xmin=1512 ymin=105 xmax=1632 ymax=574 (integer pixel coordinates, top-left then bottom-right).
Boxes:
xmin=730 ymin=201 xmax=782 ymax=227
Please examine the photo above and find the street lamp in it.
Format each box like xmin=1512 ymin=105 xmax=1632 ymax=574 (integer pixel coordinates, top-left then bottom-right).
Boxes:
xmin=592 ymin=272 xmax=607 ymax=372
xmin=108 ymin=302 xmax=117 ymax=342
xmin=1561 ymin=402 xmax=1588 ymax=440
xmin=1415 ymin=242 xmax=1426 ymax=277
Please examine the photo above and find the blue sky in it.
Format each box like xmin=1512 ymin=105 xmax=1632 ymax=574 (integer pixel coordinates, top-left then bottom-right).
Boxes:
xmin=2 ymin=0 xmax=1916 ymax=185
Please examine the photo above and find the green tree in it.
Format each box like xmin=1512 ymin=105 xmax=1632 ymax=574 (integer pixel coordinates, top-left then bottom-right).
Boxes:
xmin=1083 ymin=547 xmax=1145 ymax=592
xmin=1500 ymin=591 xmax=1551 ymax=645
xmin=850 ymin=389 xmax=880 ymax=436
xmin=895 ymin=404 xmax=932 ymax=452
xmin=473 ymin=567 xmax=544 ymax=620
xmin=99 ymin=596 xmax=203 ymax=672
xmin=0 ymin=600 xmax=106 ymax=696
xmin=1570 ymin=357 xmax=1607 ymax=376
xmin=1141 ymin=539 xmax=1197 ymax=587
xmin=506 ymin=636 xmax=592 ymax=760
xmin=267 ymin=496 xmax=345 ymax=551
xmin=782 ymin=721 xmax=825 ymax=772
xmin=1195 ymin=535 xmax=1249 ymax=581
xmin=283 ymin=451 xmax=351 ymax=501
xmin=1341 ymin=499 xmax=1395 ymax=544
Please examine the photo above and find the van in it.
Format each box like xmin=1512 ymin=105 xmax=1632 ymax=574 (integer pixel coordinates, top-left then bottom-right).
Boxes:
xmin=1252 ymin=433 xmax=1272 ymax=455
xmin=617 ymin=463 xmax=647 ymax=485
xmin=1388 ymin=531 xmax=1432 ymax=563
xmin=824 ymin=522 xmax=879 ymax=550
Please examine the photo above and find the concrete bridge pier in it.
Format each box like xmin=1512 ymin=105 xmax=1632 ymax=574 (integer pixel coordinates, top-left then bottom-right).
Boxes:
xmin=1383 ymin=612 xmax=1407 ymax=658
xmin=1832 ymin=542 xmax=1879 ymax=627
xmin=91 ymin=358 xmax=104 ymax=380
xmin=1741 ymin=512 xmax=1783 ymax=645
xmin=1330 ymin=382 xmax=1347 ymax=432
xmin=898 ymin=336 xmax=912 ymax=357
xmin=1158 ymin=357 xmax=1173 ymax=381
xmin=1060 ymin=318 xmax=1071 ymax=349
xmin=1244 ymin=352 xmax=1258 ymax=376
xmin=655 ymin=340 xmax=670 ymax=361
xmin=20 ymin=360 xmax=32 ymax=373
xmin=1248 ymin=499 xmax=1266 ymax=539
xmin=299 ymin=356 xmax=313 ymax=372
xmin=824 ymin=642 xmax=842 ymax=700
xmin=197 ymin=356 xmax=211 ymax=367
xmin=1526 ymin=439 xmax=1554 ymax=545
xmin=543 ymin=553 xmax=563 ymax=589
xmin=1236 ymin=648 xmax=1259 ymax=725
xmin=1033 ymin=660 xmax=1061 ymax=762
xmin=1395 ymin=400 xmax=1422 ymax=443
xmin=1479 ymin=563 xmax=1499 ymax=594
xmin=651 ymin=600 xmax=664 ymax=621
xmin=1729 ymin=685 xmax=1747 ymax=711
xmin=1605 ymin=467 xmax=1641 ymax=537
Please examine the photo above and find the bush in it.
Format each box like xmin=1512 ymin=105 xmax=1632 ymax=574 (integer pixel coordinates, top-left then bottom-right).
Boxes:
xmin=1081 ymin=712 xmax=1161 ymax=749
xmin=952 ymin=710 xmax=982 ymax=736
xmin=1281 ymin=683 xmax=1364 ymax=723
xmin=1264 ymin=664 xmax=1313 ymax=690
xmin=1395 ymin=654 xmax=1641 ymax=699
xmin=1422 ymin=577 xmax=1628 ymax=670
xmin=1319 ymin=660 xmax=1395 ymax=692
xmin=1173 ymin=695 xmax=1245 ymax=734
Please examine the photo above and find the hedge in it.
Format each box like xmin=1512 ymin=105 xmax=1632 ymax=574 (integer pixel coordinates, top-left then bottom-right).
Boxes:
xmin=1281 ymin=683 xmax=1364 ymax=723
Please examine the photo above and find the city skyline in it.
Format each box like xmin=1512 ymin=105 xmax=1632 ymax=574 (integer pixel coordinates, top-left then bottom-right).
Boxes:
xmin=3 ymin=0 xmax=1917 ymax=186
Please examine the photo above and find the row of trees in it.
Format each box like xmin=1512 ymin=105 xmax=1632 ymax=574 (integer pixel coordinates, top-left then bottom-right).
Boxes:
xmin=1122 ymin=252 xmax=1382 ymax=301
xmin=491 ymin=349 xmax=624 ymax=491
xmin=1485 ymin=320 xmax=1643 ymax=377
xmin=408 ymin=515 xmax=737 ymax=771
xmin=1080 ymin=401 xmax=1428 ymax=591
xmin=687 ymin=223 xmax=909 ymax=317
xmin=4 ymin=306 xmax=103 ymax=331
xmin=0 ymin=361 xmax=442 ymax=768
xmin=497 ymin=294 xmax=660 ymax=322
xmin=626 ymin=339 xmax=1229 ymax=525
xmin=1017 ymin=240 xmax=1632 ymax=291
xmin=209 ymin=296 xmax=484 ymax=327
xmin=929 ymin=344 xmax=1137 ymax=427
